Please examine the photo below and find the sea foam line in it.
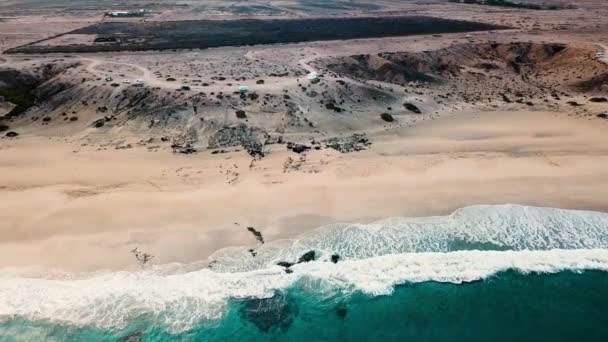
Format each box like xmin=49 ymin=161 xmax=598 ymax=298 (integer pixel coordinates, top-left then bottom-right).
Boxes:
xmin=1 ymin=248 xmax=608 ymax=332
xmin=208 ymin=204 xmax=608 ymax=272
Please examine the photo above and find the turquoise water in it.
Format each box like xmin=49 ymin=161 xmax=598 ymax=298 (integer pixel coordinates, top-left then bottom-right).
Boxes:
xmin=2 ymin=270 xmax=608 ymax=341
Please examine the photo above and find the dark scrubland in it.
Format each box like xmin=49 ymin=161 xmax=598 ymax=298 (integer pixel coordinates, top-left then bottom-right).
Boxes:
xmin=5 ymin=16 xmax=506 ymax=54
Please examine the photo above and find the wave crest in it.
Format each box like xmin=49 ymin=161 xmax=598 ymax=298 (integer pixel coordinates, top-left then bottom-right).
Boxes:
xmin=1 ymin=248 xmax=608 ymax=332
xmin=209 ymin=204 xmax=608 ymax=272
xmin=1 ymin=205 xmax=608 ymax=332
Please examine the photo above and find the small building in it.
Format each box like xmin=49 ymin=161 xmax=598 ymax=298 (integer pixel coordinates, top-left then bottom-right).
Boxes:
xmin=105 ymin=9 xmax=146 ymax=18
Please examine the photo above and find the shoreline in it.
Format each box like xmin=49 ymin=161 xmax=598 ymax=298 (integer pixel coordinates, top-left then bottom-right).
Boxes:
xmin=2 ymin=109 xmax=608 ymax=271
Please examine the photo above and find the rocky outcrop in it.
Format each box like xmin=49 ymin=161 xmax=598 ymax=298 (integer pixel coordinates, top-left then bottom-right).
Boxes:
xmin=297 ymin=251 xmax=316 ymax=263
xmin=247 ymin=226 xmax=265 ymax=244
xmin=322 ymin=133 xmax=371 ymax=153
xmin=208 ymin=124 xmax=270 ymax=150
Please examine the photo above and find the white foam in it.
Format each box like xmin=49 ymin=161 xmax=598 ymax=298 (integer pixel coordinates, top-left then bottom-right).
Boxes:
xmin=210 ymin=204 xmax=608 ymax=272
xmin=2 ymin=204 xmax=608 ymax=332
xmin=1 ymin=248 xmax=608 ymax=332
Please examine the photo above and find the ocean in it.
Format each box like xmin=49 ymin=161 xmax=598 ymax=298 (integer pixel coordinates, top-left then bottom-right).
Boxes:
xmin=1 ymin=205 xmax=608 ymax=341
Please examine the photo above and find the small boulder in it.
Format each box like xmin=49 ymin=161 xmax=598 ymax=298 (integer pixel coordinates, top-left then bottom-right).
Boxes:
xmin=380 ymin=113 xmax=394 ymax=122
xmin=590 ymin=97 xmax=608 ymax=103
xmin=247 ymin=226 xmax=264 ymax=244
xmin=235 ymin=110 xmax=247 ymax=119
xmin=5 ymin=131 xmax=19 ymax=138
xmin=93 ymin=118 xmax=105 ymax=128
xmin=277 ymin=261 xmax=294 ymax=268
xmin=404 ymin=102 xmax=422 ymax=114
xmin=287 ymin=142 xmax=311 ymax=154
xmin=297 ymin=251 xmax=316 ymax=263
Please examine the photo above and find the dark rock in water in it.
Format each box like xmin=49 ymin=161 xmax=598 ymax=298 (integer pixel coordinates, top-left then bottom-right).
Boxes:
xmin=336 ymin=306 xmax=347 ymax=319
xmin=331 ymin=254 xmax=341 ymax=263
xmin=276 ymin=250 xmax=317 ymax=270
xmin=120 ymin=330 xmax=144 ymax=342
xmin=5 ymin=131 xmax=18 ymax=137
xmin=404 ymin=102 xmax=422 ymax=114
xmin=247 ymin=226 xmax=265 ymax=244
xmin=380 ymin=113 xmax=394 ymax=122
xmin=277 ymin=261 xmax=294 ymax=268
xmin=235 ymin=110 xmax=247 ymax=119
xmin=285 ymin=268 xmax=293 ymax=274
xmin=240 ymin=292 xmax=299 ymax=332
xmin=298 ymin=250 xmax=316 ymax=263
xmin=590 ymin=97 xmax=608 ymax=103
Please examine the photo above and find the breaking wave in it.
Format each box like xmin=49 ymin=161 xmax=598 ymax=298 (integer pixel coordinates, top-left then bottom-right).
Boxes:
xmin=0 ymin=204 xmax=607 ymax=333
xmin=209 ymin=204 xmax=608 ymax=272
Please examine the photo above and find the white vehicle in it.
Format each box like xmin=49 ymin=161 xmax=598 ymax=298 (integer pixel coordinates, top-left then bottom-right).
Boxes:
xmin=134 ymin=79 xmax=145 ymax=86
xmin=307 ymin=72 xmax=319 ymax=81
xmin=597 ymin=52 xmax=605 ymax=59
xmin=122 ymin=79 xmax=131 ymax=84
xmin=105 ymin=75 xmax=113 ymax=82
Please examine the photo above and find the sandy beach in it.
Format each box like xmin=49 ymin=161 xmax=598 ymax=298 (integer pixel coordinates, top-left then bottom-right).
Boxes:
xmin=2 ymin=109 xmax=608 ymax=271
xmin=1 ymin=0 xmax=608 ymax=273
